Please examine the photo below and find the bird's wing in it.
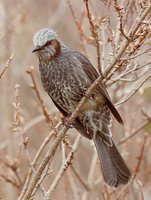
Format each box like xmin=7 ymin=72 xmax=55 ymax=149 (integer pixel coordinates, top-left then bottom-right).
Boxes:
xmin=72 ymin=50 xmax=123 ymax=125
xmin=52 ymin=99 xmax=68 ymax=116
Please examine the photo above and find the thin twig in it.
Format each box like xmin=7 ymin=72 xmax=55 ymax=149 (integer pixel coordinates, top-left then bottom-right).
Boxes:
xmin=0 ymin=53 xmax=14 ymax=79
xmin=18 ymin=121 xmax=62 ymax=200
xmin=118 ymin=119 xmax=150 ymax=145
xmin=115 ymin=68 xmax=151 ymax=106
xmin=67 ymin=0 xmax=88 ymax=41
xmin=85 ymin=0 xmax=103 ymax=77
xmin=45 ymin=135 xmax=81 ymax=199
xmin=0 ymin=173 xmax=20 ymax=189
xmin=67 ymin=0 xmax=88 ymax=56
xmin=70 ymin=165 xmax=91 ymax=191
xmin=116 ymin=135 xmax=147 ymax=200
xmin=26 ymin=66 xmax=57 ymax=128
xmin=133 ymin=134 xmax=147 ymax=180
xmin=120 ymin=47 xmax=151 ymax=61
xmin=107 ymin=61 xmax=151 ymax=85
xmin=103 ymin=4 xmax=151 ymax=83
xmin=81 ymin=150 xmax=98 ymax=200
xmin=67 ymin=169 xmax=80 ymax=200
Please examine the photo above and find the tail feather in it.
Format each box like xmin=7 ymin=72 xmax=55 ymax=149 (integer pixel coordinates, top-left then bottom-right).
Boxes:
xmin=94 ymin=134 xmax=131 ymax=187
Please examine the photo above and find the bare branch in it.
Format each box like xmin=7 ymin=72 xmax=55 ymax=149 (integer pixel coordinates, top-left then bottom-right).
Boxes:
xmin=70 ymin=165 xmax=90 ymax=191
xmin=26 ymin=66 xmax=57 ymax=129
xmin=118 ymin=120 xmax=150 ymax=146
xmin=84 ymin=0 xmax=103 ymax=77
xmin=18 ymin=122 xmax=62 ymax=200
xmin=45 ymin=135 xmax=81 ymax=199
xmin=0 ymin=53 xmax=14 ymax=79
xmin=115 ymin=68 xmax=151 ymax=106
xmin=133 ymin=134 xmax=147 ymax=180
xmin=103 ymin=4 xmax=151 ymax=83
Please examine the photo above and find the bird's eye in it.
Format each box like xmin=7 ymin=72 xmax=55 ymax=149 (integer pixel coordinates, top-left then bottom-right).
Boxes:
xmin=45 ymin=40 xmax=52 ymax=46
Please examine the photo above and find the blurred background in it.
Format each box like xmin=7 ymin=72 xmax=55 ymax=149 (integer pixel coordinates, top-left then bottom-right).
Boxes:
xmin=0 ymin=0 xmax=151 ymax=199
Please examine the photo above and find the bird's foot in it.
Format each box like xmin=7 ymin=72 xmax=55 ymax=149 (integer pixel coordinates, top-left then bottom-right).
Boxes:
xmin=83 ymin=90 xmax=94 ymax=100
xmin=61 ymin=116 xmax=73 ymax=128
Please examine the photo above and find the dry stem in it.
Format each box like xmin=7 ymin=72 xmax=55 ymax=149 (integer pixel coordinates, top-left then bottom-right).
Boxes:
xmin=0 ymin=53 xmax=14 ymax=79
xmin=45 ymin=135 xmax=81 ymax=199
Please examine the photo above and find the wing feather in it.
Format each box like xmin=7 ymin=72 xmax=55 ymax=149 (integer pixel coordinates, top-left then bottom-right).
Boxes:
xmin=72 ymin=50 xmax=123 ymax=125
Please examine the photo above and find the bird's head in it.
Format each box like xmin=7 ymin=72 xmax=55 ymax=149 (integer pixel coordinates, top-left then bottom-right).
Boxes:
xmin=32 ymin=28 xmax=61 ymax=59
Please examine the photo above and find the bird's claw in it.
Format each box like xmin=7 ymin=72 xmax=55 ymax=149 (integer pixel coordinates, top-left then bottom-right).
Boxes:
xmin=83 ymin=90 xmax=94 ymax=100
xmin=61 ymin=116 xmax=73 ymax=128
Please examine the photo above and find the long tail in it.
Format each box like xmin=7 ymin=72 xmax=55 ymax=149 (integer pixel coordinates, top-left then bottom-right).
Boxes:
xmin=94 ymin=134 xmax=131 ymax=187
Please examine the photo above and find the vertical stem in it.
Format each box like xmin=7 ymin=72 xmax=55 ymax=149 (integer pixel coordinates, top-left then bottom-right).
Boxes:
xmin=85 ymin=0 xmax=104 ymax=77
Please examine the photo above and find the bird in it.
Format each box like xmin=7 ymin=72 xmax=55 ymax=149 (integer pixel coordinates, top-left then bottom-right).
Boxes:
xmin=32 ymin=28 xmax=131 ymax=187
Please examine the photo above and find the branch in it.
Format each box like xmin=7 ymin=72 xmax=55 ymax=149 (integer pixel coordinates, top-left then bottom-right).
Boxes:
xmin=0 ymin=173 xmax=20 ymax=189
xmin=0 ymin=53 xmax=14 ymax=79
xmin=26 ymin=66 xmax=57 ymax=129
xmin=133 ymin=134 xmax=147 ymax=180
xmin=84 ymin=0 xmax=103 ymax=77
xmin=103 ymin=4 xmax=151 ymax=83
xmin=120 ymin=47 xmax=151 ymax=61
xmin=70 ymin=165 xmax=90 ymax=191
xmin=116 ymin=134 xmax=147 ymax=200
xmin=67 ymin=0 xmax=88 ymax=42
xmin=45 ymin=135 xmax=81 ymax=199
xmin=115 ymin=68 xmax=151 ymax=106
xmin=114 ymin=0 xmax=130 ymax=41
xmin=118 ymin=120 xmax=150 ymax=146
xmin=81 ymin=151 xmax=98 ymax=200
xmin=18 ymin=122 xmax=62 ymax=200
xmin=107 ymin=61 xmax=151 ymax=86
xmin=67 ymin=0 xmax=88 ymax=56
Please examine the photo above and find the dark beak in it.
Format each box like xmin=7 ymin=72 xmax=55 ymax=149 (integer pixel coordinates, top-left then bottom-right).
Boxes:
xmin=32 ymin=46 xmax=41 ymax=53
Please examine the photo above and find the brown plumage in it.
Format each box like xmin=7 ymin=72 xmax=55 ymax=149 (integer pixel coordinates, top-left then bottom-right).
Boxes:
xmin=32 ymin=28 xmax=131 ymax=187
